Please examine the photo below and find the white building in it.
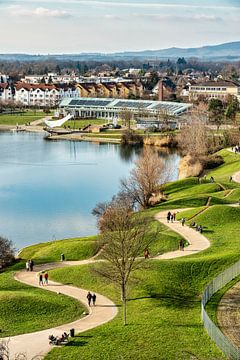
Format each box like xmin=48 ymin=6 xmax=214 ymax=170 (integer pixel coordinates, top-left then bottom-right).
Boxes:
xmin=0 ymin=84 xmax=15 ymax=102
xmin=0 ymin=82 xmax=79 ymax=107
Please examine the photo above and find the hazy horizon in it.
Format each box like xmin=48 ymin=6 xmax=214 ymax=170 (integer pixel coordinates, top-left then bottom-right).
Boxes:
xmin=1 ymin=40 xmax=240 ymax=56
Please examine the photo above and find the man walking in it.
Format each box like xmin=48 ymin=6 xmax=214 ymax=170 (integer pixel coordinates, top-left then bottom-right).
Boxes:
xmin=92 ymin=293 xmax=97 ymax=306
xmin=87 ymin=291 xmax=92 ymax=306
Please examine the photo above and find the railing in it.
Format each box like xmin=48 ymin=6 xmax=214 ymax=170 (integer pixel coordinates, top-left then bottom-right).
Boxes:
xmin=202 ymin=259 xmax=240 ymax=359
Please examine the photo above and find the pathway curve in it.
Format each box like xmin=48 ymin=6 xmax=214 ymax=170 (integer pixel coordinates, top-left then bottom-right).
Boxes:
xmin=217 ymin=161 xmax=240 ymax=348
xmin=155 ymin=209 xmax=210 ymax=260
xmin=1 ymin=208 xmax=211 ymax=359
xmin=2 ymin=260 xmax=117 ymax=360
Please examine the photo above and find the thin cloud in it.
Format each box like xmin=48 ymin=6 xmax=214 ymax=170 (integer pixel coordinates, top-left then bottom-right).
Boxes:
xmin=4 ymin=0 xmax=240 ymax=11
xmin=9 ymin=5 xmax=72 ymax=18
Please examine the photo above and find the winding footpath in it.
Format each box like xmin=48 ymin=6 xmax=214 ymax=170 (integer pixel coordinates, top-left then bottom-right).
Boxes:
xmin=1 ymin=208 xmax=211 ymax=360
xmin=217 ymin=166 xmax=240 ymax=348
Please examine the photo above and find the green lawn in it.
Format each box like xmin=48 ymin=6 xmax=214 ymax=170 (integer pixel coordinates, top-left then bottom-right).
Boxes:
xmin=19 ymin=236 xmax=100 ymax=263
xmin=45 ymin=203 xmax=240 ymax=360
xmin=207 ymin=149 xmax=240 ymax=182
xmin=0 ymin=111 xmax=47 ymax=126
xmin=65 ymin=119 xmax=107 ymax=129
xmin=0 ymin=265 xmax=85 ymax=337
xmin=2 ymin=147 xmax=240 ymax=358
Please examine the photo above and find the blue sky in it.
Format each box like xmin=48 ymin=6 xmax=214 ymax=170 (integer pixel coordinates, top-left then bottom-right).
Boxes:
xmin=0 ymin=0 xmax=239 ymax=53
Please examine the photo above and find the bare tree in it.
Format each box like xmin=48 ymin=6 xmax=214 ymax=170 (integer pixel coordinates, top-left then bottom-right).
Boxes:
xmin=156 ymin=108 xmax=173 ymax=130
xmin=94 ymin=197 xmax=156 ymax=325
xmin=178 ymin=112 xmax=208 ymax=157
xmin=121 ymin=147 xmax=169 ymax=209
xmin=119 ymin=108 xmax=132 ymax=129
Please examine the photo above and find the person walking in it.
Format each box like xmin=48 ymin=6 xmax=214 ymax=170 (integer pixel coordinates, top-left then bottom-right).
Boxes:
xmin=44 ymin=272 xmax=49 ymax=285
xmin=181 ymin=217 xmax=186 ymax=226
xmin=167 ymin=211 xmax=171 ymax=223
xmin=86 ymin=291 xmax=92 ymax=306
xmin=144 ymin=248 xmax=150 ymax=259
xmin=26 ymin=260 xmax=30 ymax=272
xmin=170 ymin=214 xmax=174 ymax=223
xmin=92 ymin=293 xmax=97 ymax=306
xmin=29 ymin=259 xmax=34 ymax=272
xmin=179 ymin=239 xmax=184 ymax=251
xmin=39 ymin=273 xmax=43 ymax=286
xmin=173 ymin=212 xmax=176 ymax=221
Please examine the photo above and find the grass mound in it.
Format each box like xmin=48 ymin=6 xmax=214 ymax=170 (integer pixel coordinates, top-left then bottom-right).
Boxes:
xmin=0 ymin=269 xmax=85 ymax=337
xmin=19 ymin=236 xmax=100 ymax=263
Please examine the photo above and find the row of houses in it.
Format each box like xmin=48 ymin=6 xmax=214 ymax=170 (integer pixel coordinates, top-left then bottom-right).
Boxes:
xmin=0 ymin=81 xmax=143 ymax=107
xmin=76 ymin=82 xmax=143 ymax=99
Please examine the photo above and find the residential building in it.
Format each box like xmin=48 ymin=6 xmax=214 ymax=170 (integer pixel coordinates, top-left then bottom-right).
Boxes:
xmin=189 ymin=80 xmax=240 ymax=102
xmin=0 ymin=82 xmax=79 ymax=107
xmin=75 ymin=81 xmax=143 ymax=99
xmin=0 ymin=83 xmax=15 ymax=102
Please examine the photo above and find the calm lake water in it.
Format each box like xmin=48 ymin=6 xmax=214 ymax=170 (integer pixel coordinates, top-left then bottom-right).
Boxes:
xmin=0 ymin=132 xmax=180 ymax=250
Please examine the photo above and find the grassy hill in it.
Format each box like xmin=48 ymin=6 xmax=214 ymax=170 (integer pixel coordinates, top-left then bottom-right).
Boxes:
xmin=1 ymin=148 xmax=239 ymax=358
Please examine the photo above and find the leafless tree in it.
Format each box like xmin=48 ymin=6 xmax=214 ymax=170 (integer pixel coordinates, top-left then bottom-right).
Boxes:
xmin=156 ymin=108 xmax=174 ymax=130
xmin=178 ymin=113 xmax=208 ymax=157
xmin=119 ymin=108 xmax=132 ymax=129
xmin=94 ymin=197 xmax=156 ymax=325
xmin=121 ymin=147 xmax=169 ymax=209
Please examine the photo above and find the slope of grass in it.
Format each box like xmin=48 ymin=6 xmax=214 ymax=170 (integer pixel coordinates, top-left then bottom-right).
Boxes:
xmin=208 ymin=150 xmax=240 ymax=182
xmin=5 ymin=148 xmax=240 ymax=358
xmin=19 ymin=236 xmax=100 ymax=263
xmin=0 ymin=267 xmax=85 ymax=337
xmin=46 ymin=204 xmax=240 ymax=360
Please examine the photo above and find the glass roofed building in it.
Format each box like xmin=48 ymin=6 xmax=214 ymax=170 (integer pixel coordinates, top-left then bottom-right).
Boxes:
xmin=59 ymin=97 xmax=192 ymax=121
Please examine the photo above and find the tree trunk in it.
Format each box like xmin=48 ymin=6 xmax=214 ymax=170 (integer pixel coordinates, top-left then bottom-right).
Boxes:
xmin=121 ymin=283 xmax=127 ymax=326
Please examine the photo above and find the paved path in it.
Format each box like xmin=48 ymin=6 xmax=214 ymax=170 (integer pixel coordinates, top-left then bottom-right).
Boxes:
xmin=2 ymin=260 xmax=117 ymax=360
xmin=155 ymin=209 xmax=210 ymax=260
xmin=1 ymin=208 xmax=211 ymax=359
xmin=217 ymin=161 xmax=240 ymax=347
xmin=30 ymin=116 xmax=52 ymax=126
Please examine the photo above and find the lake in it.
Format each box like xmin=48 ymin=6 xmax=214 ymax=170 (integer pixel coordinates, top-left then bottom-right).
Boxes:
xmin=0 ymin=132 xmax=180 ymax=250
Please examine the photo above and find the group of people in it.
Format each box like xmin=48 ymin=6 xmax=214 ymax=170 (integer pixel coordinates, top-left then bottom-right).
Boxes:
xmin=86 ymin=291 xmax=97 ymax=306
xmin=39 ymin=271 xmax=49 ymax=285
xmin=26 ymin=259 xmax=34 ymax=272
xmin=166 ymin=211 xmax=177 ymax=223
xmin=190 ymin=222 xmax=203 ymax=233
xmin=49 ymin=332 xmax=69 ymax=345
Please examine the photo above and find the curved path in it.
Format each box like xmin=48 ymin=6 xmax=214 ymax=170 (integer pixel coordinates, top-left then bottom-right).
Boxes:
xmin=1 ymin=208 xmax=211 ymax=359
xmin=217 ymin=166 xmax=240 ymax=347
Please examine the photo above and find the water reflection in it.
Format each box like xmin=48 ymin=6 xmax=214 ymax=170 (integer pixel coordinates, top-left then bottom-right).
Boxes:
xmin=118 ymin=144 xmax=143 ymax=163
xmin=0 ymin=132 xmax=180 ymax=249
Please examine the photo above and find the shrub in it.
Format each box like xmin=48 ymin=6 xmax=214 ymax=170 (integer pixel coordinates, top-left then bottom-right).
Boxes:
xmin=121 ymin=130 xmax=143 ymax=145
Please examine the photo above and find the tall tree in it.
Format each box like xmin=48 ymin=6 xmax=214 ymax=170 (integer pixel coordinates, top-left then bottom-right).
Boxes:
xmin=94 ymin=196 xmax=156 ymax=325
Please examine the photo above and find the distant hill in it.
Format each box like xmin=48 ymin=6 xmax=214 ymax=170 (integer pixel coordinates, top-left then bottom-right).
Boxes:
xmin=0 ymin=41 xmax=240 ymax=62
